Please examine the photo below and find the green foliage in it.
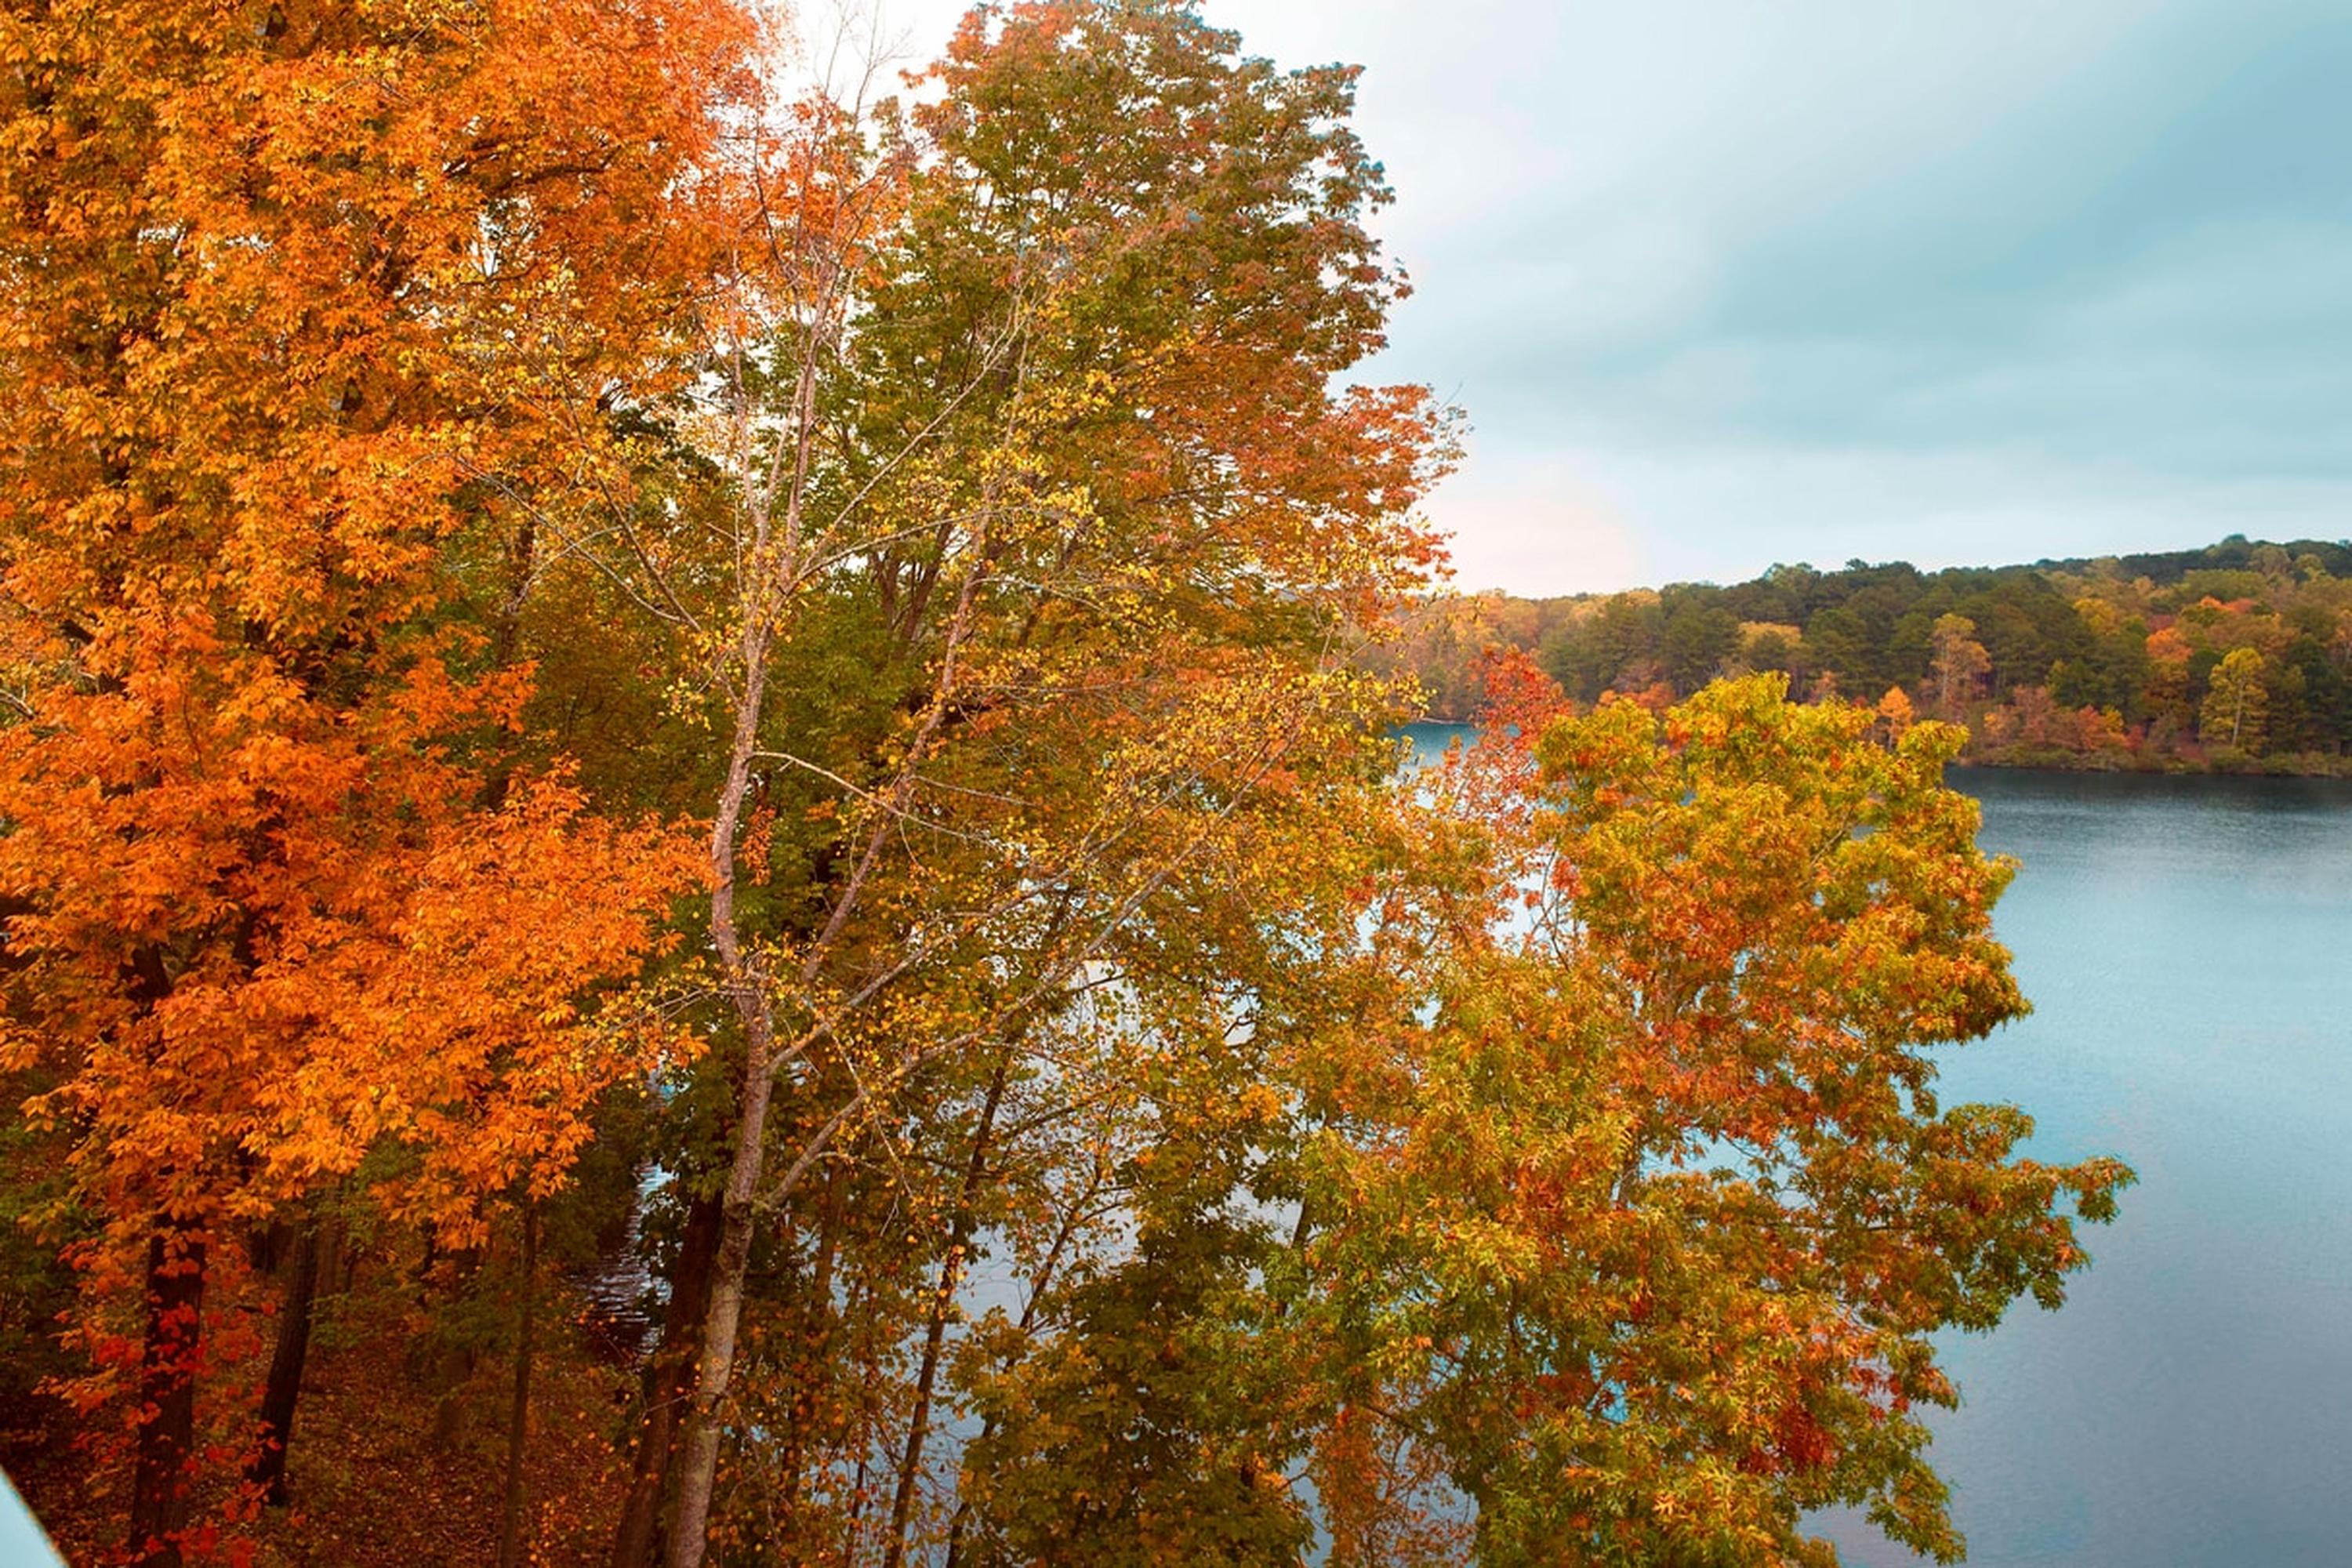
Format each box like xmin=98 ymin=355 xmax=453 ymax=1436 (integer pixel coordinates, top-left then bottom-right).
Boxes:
xmin=1291 ymin=676 xmax=2132 ymax=1565
xmin=1399 ymin=539 xmax=2352 ymax=771
xmin=954 ymin=1226 xmax=1312 ymax=1568
xmin=0 ymin=5 xmax=2146 ymax=1565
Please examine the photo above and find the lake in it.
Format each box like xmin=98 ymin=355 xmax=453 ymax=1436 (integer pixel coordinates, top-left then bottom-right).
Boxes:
xmin=1821 ymin=767 xmax=2352 ymax=1566
xmin=1403 ymin=726 xmax=2352 ymax=1565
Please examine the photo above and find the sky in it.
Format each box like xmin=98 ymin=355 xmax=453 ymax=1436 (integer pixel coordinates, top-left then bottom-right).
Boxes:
xmin=853 ymin=0 xmax=2352 ymax=593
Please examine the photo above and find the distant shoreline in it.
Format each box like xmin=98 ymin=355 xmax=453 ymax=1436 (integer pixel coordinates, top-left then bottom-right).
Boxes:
xmin=1401 ymin=714 xmax=2352 ymax=779
xmin=1377 ymin=534 xmax=2352 ymax=780
xmin=1944 ymin=754 xmax=2352 ymax=782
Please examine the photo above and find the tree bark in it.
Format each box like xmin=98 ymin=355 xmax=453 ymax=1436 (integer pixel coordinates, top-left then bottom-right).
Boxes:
xmin=429 ymin=1247 xmax=483 ymax=1450
xmin=660 ymin=1037 xmax=775 ymax=1568
xmin=883 ymin=1060 xmax=1008 ymax=1568
xmin=609 ymin=1188 xmax=721 ymax=1568
xmin=660 ymin=416 xmax=784 ymax=1568
xmin=496 ymin=1204 xmax=539 ymax=1568
xmin=245 ymin=1220 xmax=321 ymax=1504
xmin=128 ymin=1228 xmax=205 ymax=1568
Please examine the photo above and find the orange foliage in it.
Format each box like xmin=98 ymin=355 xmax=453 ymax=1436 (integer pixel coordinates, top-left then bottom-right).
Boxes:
xmin=0 ymin=0 xmax=749 ymax=1553
xmin=1304 ymin=677 xmax=2131 ymax=1562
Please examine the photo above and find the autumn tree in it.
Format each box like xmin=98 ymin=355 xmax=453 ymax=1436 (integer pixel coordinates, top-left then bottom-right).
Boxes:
xmin=472 ymin=5 xmax=1454 ymax=1563
xmin=2198 ymin=646 xmax=2268 ymax=754
xmin=1289 ymin=674 xmax=2130 ymax=1564
xmin=1929 ymin=613 xmax=1991 ymax=718
xmin=1877 ymin=684 xmax=1916 ymax=741
xmin=0 ymin=0 xmax=748 ymax=1555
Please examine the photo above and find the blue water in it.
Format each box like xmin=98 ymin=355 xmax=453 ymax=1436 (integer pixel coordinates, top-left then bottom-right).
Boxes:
xmin=1820 ymin=768 xmax=2352 ymax=1567
xmin=0 ymin=1471 xmax=62 ymax=1566
xmin=1402 ymin=727 xmax=2352 ymax=1563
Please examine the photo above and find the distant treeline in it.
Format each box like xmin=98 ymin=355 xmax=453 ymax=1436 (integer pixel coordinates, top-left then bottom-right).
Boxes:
xmin=1377 ymin=535 xmax=2352 ymax=772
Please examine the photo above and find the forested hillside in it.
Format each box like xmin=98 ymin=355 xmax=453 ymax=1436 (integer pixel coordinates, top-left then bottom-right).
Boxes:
xmin=1381 ymin=536 xmax=2352 ymax=771
xmin=1 ymin=3 xmax=2127 ymax=1565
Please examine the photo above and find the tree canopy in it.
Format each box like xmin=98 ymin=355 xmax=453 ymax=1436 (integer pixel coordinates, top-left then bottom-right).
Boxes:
xmin=1381 ymin=539 xmax=2352 ymax=772
xmin=1 ymin=4 xmax=2126 ymax=1566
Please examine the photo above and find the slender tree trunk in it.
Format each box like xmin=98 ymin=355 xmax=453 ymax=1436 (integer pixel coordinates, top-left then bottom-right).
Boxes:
xmin=667 ymin=207 xmax=989 ymax=1568
xmin=128 ymin=1228 xmax=205 ymax=1568
xmin=842 ymin=1276 xmax=884 ymax=1568
xmin=883 ymin=1061 xmax=1009 ymax=1568
xmin=430 ymin=1247 xmax=484 ymax=1450
xmin=659 ymin=401 xmax=786 ymax=1561
xmin=497 ymin=1204 xmax=539 ymax=1568
xmin=880 ymin=1242 xmax=970 ymax=1566
xmin=942 ymin=1156 xmax=1102 ymax=1568
xmin=611 ymin=1189 xmax=722 ymax=1568
xmin=773 ymin=1156 xmax=846 ymax=1510
xmin=659 ymin=595 xmax=779 ymax=1566
xmin=245 ymin=1221 xmax=321 ymax=1504
xmin=662 ymin=1044 xmax=775 ymax=1567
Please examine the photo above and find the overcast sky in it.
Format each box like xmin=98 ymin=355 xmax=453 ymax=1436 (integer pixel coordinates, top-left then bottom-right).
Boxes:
xmin=861 ymin=0 xmax=2352 ymax=593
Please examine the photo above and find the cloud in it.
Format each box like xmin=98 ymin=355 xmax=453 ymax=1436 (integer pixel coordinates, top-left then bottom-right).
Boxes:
xmin=867 ymin=0 xmax=2352 ymax=593
xmin=1428 ymin=445 xmax=1650 ymax=595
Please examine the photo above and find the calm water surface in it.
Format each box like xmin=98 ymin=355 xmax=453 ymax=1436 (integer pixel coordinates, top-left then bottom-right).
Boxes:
xmin=1822 ymin=768 xmax=2352 ymax=1567
xmin=1404 ymin=728 xmax=2352 ymax=1564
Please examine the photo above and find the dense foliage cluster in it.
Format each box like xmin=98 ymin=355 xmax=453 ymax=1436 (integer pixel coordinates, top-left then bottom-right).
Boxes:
xmin=2 ymin=3 xmax=2126 ymax=1566
xmin=1385 ymin=538 xmax=2352 ymax=771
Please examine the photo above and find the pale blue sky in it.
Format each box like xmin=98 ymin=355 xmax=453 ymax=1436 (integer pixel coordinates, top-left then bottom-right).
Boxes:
xmin=866 ymin=0 xmax=2352 ymax=593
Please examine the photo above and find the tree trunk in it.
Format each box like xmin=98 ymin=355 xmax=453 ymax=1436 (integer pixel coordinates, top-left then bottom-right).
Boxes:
xmin=772 ymin=1157 xmax=845 ymax=1508
xmin=664 ymin=221 xmax=989 ymax=1568
xmin=497 ymin=1204 xmax=539 ymax=1568
xmin=128 ymin=1228 xmax=205 ymax=1567
xmin=661 ymin=1040 xmax=776 ymax=1568
xmin=610 ymin=1188 xmax=722 ymax=1568
xmin=429 ymin=1247 xmax=483 ymax=1450
xmin=245 ymin=1221 xmax=321 ymax=1504
xmin=883 ymin=1060 xmax=1008 ymax=1568
xmin=662 ymin=548 xmax=782 ymax=1568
